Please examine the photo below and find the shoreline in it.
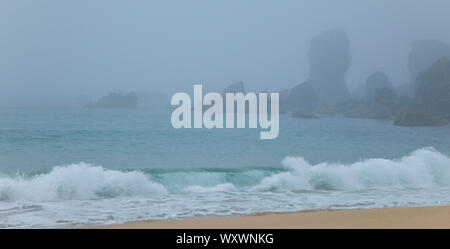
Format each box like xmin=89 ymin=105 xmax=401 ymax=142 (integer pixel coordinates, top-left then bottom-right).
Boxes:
xmin=89 ymin=205 xmax=450 ymax=229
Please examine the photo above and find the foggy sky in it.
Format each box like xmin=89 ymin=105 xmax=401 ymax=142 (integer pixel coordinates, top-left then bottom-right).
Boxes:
xmin=1 ymin=0 xmax=450 ymax=106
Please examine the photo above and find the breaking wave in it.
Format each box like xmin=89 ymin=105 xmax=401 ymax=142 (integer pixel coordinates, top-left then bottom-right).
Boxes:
xmin=0 ymin=163 xmax=167 ymax=201
xmin=1 ymin=148 xmax=450 ymax=202
xmin=252 ymin=147 xmax=450 ymax=191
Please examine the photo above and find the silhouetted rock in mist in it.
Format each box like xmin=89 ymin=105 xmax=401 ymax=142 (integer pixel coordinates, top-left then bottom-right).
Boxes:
xmin=308 ymin=29 xmax=352 ymax=106
xmin=408 ymin=40 xmax=450 ymax=91
xmin=394 ymin=57 xmax=450 ymax=127
xmin=291 ymin=109 xmax=319 ymax=119
xmin=413 ymin=57 xmax=450 ymax=118
xmin=364 ymin=71 xmax=393 ymax=104
xmin=287 ymin=81 xmax=319 ymax=112
xmin=279 ymin=89 xmax=289 ymax=114
xmin=221 ymin=81 xmax=247 ymax=113
xmin=372 ymin=88 xmax=395 ymax=119
xmin=222 ymin=81 xmax=245 ymax=94
xmin=85 ymin=92 xmax=138 ymax=108
xmin=394 ymin=112 xmax=448 ymax=127
xmin=286 ymin=29 xmax=351 ymax=114
xmin=395 ymin=83 xmax=414 ymax=98
xmin=341 ymin=72 xmax=396 ymax=120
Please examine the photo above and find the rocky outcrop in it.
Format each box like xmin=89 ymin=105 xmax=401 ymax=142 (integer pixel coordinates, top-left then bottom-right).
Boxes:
xmin=374 ymin=88 xmax=395 ymax=108
xmin=286 ymin=29 xmax=351 ymax=113
xmin=85 ymin=92 xmax=138 ymax=109
xmin=279 ymin=89 xmax=289 ymax=114
xmin=395 ymin=57 xmax=450 ymax=126
xmin=364 ymin=71 xmax=393 ymax=104
xmin=372 ymin=88 xmax=395 ymax=119
xmin=414 ymin=57 xmax=450 ymax=118
xmin=394 ymin=113 xmax=448 ymax=127
xmin=340 ymin=71 xmax=395 ymax=120
xmin=291 ymin=110 xmax=319 ymax=119
xmin=408 ymin=40 xmax=450 ymax=85
xmin=222 ymin=81 xmax=245 ymax=94
xmin=342 ymin=87 xmax=398 ymax=120
xmin=221 ymin=81 xmax=248 ymax=113
xmin=308 ymin=29 xmax=352 ymax=106
xmin=287 ymin=81 xmax=319 ymax=112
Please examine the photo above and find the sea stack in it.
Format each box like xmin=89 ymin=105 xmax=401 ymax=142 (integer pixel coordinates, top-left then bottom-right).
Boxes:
xmin=308 ymin=29 xmax=352 ymax=106
xmin=288 ymin=29 xmax=352 ymax=112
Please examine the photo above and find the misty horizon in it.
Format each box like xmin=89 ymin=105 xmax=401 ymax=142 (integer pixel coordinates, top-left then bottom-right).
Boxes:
xmin=1 ymin=0 xmax=450 ymax=106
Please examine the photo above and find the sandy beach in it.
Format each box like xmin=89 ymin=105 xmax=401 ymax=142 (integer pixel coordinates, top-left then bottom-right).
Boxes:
xmin=92 ymin=205 xmax=450 ymax=229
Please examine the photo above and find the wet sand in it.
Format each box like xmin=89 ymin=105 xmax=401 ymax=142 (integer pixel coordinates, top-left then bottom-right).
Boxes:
xmin=91 ymin=205 xmax=450 ymax=229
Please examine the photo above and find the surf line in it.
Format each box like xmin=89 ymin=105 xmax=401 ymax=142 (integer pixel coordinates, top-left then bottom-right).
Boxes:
xmin=170 ymin=84 xmax=279 ymax=139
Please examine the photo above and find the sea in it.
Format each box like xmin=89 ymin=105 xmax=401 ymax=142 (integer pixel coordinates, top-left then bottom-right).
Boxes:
xmin=1 ymin=107 xmax=450 ymax=228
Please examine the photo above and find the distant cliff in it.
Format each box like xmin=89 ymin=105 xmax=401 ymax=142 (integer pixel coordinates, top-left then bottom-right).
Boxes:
xmin=85 ymin=92 xmax=138 ymax=109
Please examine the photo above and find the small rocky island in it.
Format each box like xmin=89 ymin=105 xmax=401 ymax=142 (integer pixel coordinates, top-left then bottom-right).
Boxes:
xmin=85 ymin=92 xmax=138 ymax=109
xmin=394 ymin=113 xmax=448 ymax=127
xmin=291 ymin=110 xmax=319 ymax=119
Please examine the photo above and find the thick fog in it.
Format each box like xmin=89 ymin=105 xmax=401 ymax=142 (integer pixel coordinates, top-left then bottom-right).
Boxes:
xmin=1 ymin=0 xmax=450 ymax=106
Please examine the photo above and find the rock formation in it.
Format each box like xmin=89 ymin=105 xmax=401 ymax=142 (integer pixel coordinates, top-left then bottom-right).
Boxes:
xmin=394 ymin=113 xmax=448 ymax=127
xmin=308 ymin=29 xmax=352 ymax=106
xmin=287 ymin=29 xmax=352 ymax=113
xmin=278 ymin=89 xmax=289 ymax=114
xmin=395 ymin=57 xmax=450 ymax=127
xmin=221 ymin=81 xmax=247 ymax=113
xmin=287 ymin=81 xmax=319 ymax=112
xmin=364 ymin=71 xmax=393 ymax=104
xmin=222 ymin=81 xmax=245 ymax=95
xmin=85 ymin=92 xmax=138 ymax=108
xmin=291 ymin=109 xmax=319 ymax=119
xmin=408 ymin=40 xmax=450 ymax=85
xmin=372 ymin=88 xmax=395 ymax=119
xmin=414 ymin=57 xmax=450 ymax=118
xmin=340 ymin=72 xmax=396 ymax=120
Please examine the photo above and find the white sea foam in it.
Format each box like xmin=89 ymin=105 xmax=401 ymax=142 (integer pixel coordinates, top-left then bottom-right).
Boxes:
xmin=183 ymin=183 xmax=238 ymax=193
xmin=252 ymin=147 xmax=450 ymax=191
xmin=0 ymin=162 xmax=167 ymax=201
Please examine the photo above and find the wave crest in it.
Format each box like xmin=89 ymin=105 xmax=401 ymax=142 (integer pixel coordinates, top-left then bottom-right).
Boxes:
xmin=252 ymin=148 xmax=450 ymax=191
xmin=1 ymin=148 xmax=449 ymax=202
xmin=0 ymin=163 xmax=167 ymax=201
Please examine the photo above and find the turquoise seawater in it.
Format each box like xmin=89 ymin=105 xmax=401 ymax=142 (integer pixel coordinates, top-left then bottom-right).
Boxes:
xmin=1 ymin=107 xmax=450 ymax=228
